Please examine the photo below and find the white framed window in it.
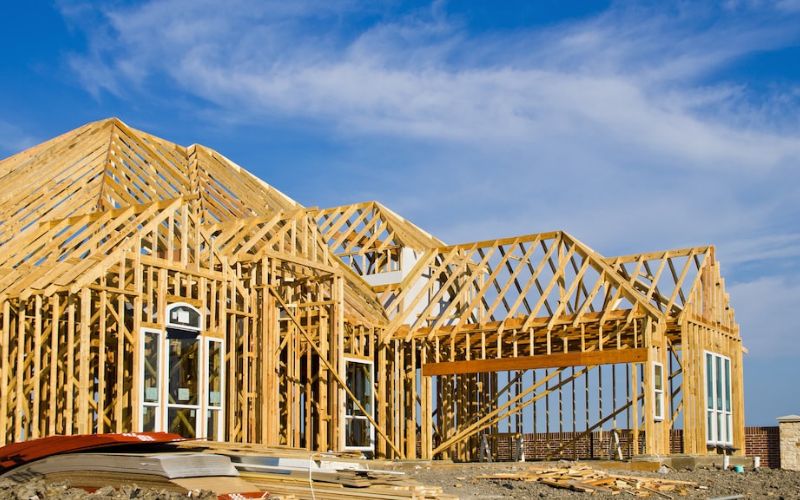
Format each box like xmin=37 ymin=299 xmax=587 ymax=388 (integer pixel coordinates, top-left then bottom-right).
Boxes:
xmin=204 ymin=337 xmax=224 ymax=441
xmin=140 ymin=328 xmax=163 ymax=432
xmin=166 ymin=302 xmax=202 ymax=331
xmin=342 ymin=357 xmax=375 ymax=452
xmin=138 ymin=303 xmax=224 ymax=441
xmin=705 ymin=351 xmax=733 ymax=447
xmin=165 ymin=327 xmax=201 ymax=438
xmin=653 ymin=362 xmax=664 ymax=422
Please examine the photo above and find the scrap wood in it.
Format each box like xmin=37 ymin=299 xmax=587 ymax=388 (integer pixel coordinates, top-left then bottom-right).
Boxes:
xmin=477 ymin=464 xmax=698 ymax=497
xmin=239 ymin=470 xmax=457 ymax=500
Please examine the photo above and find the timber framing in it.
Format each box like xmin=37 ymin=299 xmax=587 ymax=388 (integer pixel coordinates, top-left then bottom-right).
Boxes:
xmin=0 ymin=118 xmax=744 ymax=464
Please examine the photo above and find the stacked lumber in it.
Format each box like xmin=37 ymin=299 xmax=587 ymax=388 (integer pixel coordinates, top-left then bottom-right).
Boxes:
xmin=1 ymin=451 xmax=261 ymax=496
xmin=239 ymin=469 xmax=456 ymax=500
xmin=178 ymin=441 xmax=456 ymax=500
xmin=478 ymin=464 xmax=698 ymax=497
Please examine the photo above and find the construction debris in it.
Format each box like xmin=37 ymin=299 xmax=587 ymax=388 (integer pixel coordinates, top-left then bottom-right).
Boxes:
xmin=177 ymin=441 xmax=457 ymax=499
xmin=239 ymin=469 xmax=457 ymax=500
xmin=0 ymin=477 xmax=220 ymax=499
xmin=0 ymin=434 xmax=455 ymax=499
xmin=3 ymin=452 xmax=258 ymax=496
xmin=478 ymin=464 xmax=698 ymax=497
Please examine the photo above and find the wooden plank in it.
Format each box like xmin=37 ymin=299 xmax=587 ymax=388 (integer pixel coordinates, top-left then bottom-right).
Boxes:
xmin=422 ymin=348 xmax=648 ymax=376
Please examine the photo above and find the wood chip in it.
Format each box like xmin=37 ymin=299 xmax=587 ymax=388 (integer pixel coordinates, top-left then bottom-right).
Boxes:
xmin=478 ymin=464 xmax=699 ymax=497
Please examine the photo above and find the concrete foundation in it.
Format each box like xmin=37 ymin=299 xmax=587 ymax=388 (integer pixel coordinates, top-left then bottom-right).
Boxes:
xmin=633 ymin=454 xmax=753 ymax=470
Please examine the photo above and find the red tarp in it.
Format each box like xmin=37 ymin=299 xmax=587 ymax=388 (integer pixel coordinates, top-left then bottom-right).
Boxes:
xmin=0 ymin=432 xmax=186 ymax=473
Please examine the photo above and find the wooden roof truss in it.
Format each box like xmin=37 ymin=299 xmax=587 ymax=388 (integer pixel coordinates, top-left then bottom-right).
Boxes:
xmin=0 ymin=118 xmax=744 ymax=463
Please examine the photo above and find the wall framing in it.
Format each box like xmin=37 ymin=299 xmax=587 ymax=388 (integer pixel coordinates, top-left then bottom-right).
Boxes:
xmin=0 ymin=118 xmax=744 ymax=463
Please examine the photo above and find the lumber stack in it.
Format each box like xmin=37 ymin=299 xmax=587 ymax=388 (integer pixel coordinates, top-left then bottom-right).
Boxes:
xmin=239 ymin=469 xmax=456 ymax=500
xmin=0 ymin=435 xmax=454 ymax=499
xmin=478 ymin=464 xmax=698 ymax=497
xmin=1 ymin=451 xmax=261 ymax=496
xmin=178 ymin=441 xmax=456 ymax=500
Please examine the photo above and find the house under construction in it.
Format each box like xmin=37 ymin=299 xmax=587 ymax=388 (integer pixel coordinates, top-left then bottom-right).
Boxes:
xmin=0 ymin=118 xmax=744 ymax=462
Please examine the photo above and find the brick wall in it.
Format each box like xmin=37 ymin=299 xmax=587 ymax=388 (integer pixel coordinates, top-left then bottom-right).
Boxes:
xmin=745 ymin=426 xmax=780 ymax=469
xmin=490 ymin=430 xmax=658 ymax=461
xmin=476 ymin=427 xmax=780 ymax=468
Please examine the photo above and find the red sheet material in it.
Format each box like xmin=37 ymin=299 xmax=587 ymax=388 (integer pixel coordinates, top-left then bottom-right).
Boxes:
xmin=0 ymin=432 xmax=186 ymax=473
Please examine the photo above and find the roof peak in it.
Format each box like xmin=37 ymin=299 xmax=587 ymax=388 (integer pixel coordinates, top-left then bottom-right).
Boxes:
xmin=0 ymin=117 xmax=300 ymax=238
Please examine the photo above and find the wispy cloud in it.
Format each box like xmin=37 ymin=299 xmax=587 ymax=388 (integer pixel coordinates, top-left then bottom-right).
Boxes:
xmin=718 ymin=233 xmax=800 ymax=266
xmin=729 ymin=275 xmax=800 ymax=358
xmin=62 ymin=1 xmax=800 ymax=168
xmin=60 ymin=0 xmax=800 ymax=359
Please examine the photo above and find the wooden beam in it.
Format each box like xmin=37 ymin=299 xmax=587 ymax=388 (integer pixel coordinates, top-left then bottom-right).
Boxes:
xmin=422 ymin=348 xmax=648 ymax=376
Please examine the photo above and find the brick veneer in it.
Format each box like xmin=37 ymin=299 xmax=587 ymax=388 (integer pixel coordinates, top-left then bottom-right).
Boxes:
xmin=473 ymin=427 xmax=780 ymax=468
xmin=745 ymin=426 xmax=780 ymax=469
xmin=490 ymin=430 xmax=659 ymax=461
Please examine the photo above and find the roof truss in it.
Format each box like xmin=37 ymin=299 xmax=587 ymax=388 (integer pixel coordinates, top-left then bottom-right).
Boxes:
xmin=314 ymin=201 xmax=442 ymax=265
xmin=382 ymin=231 xmax=661 ymax=344
xmin=605 ymin=247 xmax=711 ymax=317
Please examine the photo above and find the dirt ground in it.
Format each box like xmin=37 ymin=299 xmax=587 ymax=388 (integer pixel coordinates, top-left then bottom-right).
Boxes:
xmin=0 ymin=478 xmax=216 ymax=499
xmin=1 ymin=462 xmax=798 ymax=499
xmin=389 ymin=460 xmax=800 ymax=499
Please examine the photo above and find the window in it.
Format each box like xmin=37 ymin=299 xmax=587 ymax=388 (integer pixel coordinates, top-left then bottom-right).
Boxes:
xmin=140 ymin=329 xmax=162 ymax=431
xmin=653 ymin=362 xmax=664 ymax=421
xmin=167 ymin=328 xmax=201 ymax=438
xmin=138 ymin=303 xmax=223 ymax=441
xmin=343 ymin=357 xmax=374 ymax=451
xmin=166 ymin=303 xmax=202 ymax=331
xmin=705 ymin=351 xmax=733 ymax=446
xmin=205 ymin=337 xmax=224 ymax=441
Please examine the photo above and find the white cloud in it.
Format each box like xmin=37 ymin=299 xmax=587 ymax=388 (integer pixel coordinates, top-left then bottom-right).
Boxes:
xmin=59 ymin=1 xmax=800 ymax=362
xmin=729 ymin=276 xmax=800 ymax=358
xmin=60 ymin=1 xmax=800 ymax=174
xmin=717 ymin=233 xmax=800 ymax=266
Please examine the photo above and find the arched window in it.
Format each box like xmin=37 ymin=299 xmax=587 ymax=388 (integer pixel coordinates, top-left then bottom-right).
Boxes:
xmin=166 ymin=302 xmax=202 ymax=331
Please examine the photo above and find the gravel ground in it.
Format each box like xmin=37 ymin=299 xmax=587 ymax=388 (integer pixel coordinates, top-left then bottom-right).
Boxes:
xmin=0 ymin=478 xmax=216 ymax=499
xmin=1 ymin=463 xmax=798 ymax=499
xmin=389 ymin=461 xmax=800 ymax=499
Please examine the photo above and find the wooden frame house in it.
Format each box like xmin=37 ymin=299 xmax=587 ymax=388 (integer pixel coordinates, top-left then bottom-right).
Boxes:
xmin=0 ymin=119 xmax=744 ymax=462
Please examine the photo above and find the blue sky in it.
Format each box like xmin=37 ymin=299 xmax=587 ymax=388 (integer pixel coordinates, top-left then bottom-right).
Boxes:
xmin=1 ymin=1 xmax=798 ymax=425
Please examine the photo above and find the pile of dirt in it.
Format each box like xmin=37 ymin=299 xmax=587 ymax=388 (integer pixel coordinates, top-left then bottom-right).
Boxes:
xmin=389 ymin=461 xmax=800 ymax=499
xmin=0 ymin=477 xmax=216 ymax=499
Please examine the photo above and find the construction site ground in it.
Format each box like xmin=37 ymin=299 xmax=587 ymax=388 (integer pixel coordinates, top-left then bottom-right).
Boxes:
xmin=387 ymin=460 xmax=800 ymax=499
xmin=1 ymin=460 xmax=799 ymax=499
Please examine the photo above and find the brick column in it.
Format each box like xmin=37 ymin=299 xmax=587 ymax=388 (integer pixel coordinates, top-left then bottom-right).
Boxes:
xmin=777 ymin=415 xmax=800 ymax=471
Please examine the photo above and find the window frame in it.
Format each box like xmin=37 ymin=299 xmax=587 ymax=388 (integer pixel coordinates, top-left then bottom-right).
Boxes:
xmin=203 ymin=336 xmax=225 ymax=441
xmin=341 ymin=356 xmax=375 ymax=452
xmin=704 ymin=351 xmax=733 ymax=447
xmin=139 ymin=328 xmax=164 ymax=432
xmin=653 ymin=362 xmax=665 ymax=422
xmin=137 ymin=303 xmax=224 ymax=441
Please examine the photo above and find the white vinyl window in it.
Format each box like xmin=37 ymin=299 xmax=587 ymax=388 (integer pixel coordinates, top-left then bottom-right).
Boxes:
xmin=342 ymin=357 xmax=375 ymax=451
xmin=653 ymin=362 xmax=664 ymax=422
xmin=138 ymin=303 xmax=224 ymax=441
xmin=705 ymin=351 xmax=733 ymax=447
xmin=140 ymin=329 xmax=163 ymax=431
xmin=204 ymin=337 xmax=224 ymax=441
